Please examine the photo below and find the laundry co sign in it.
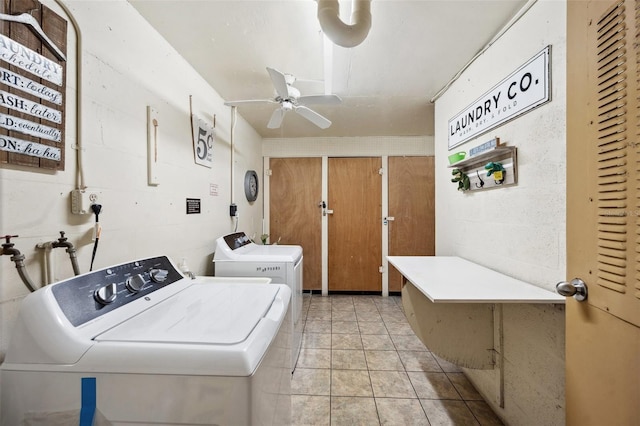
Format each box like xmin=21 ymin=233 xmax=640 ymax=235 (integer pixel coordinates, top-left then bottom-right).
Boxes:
xmin=448 ymin=46 xmax=551 ymax=149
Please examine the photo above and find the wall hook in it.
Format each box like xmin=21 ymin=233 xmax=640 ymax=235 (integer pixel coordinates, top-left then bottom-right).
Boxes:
xmin=475 ymin=170 xmax=485 ymax=188
xmin=0 ymin=13 xmax=66 ymax=61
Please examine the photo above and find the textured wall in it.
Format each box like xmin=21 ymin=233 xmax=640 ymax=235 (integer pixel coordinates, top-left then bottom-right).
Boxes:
xmin=434 ymin=1 xmax=567 ymax=425
xmin=0 ymin=0 xmax=264 ymax=359
xmin=262 ymin=136 xmax=434 ymax=158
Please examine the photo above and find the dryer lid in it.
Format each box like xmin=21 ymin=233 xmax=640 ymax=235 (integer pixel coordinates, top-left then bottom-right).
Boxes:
xmin=94 ymin=283 xmax=279 ymax=345
xmin=214 ymin=235 xmax=302 ymax=262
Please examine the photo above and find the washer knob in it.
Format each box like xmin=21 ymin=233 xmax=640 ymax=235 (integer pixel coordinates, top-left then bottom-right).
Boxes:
xmin=94 ymin=283 xmax=117 ymax=305
xmin=149 ymin=268 xmax=169 ymax=283
xmin=126 ymin=274 xmax=146 ymax=293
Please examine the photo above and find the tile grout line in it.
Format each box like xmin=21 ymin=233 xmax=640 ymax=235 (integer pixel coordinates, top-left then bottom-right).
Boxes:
xmin=300 ymin=293 xmax=499 ymax=426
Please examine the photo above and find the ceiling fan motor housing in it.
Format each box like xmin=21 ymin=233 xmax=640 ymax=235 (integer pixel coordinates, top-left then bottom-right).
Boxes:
xmin=226 ymin=67 xmax=341 ymax=130
xmin=285 ymin=85 xmax=301 ymax=99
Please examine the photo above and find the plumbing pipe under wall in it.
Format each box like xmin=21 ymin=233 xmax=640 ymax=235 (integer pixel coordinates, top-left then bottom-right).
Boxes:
xmin=37 ymin=232 xmax=81 ymax=283
xmin=2 ymin=236 xmax=37 ymax=292
xmin=52 ymin=0 xmax=86 ymax=191
xmin=317 ymin=0 xmax=371 ymax=48
xmin=67 ymin=244 xmax=80 ymax=275
xmin=14 ymin=257 xmax=37 ymax=292
xmin=230 ymin=106 xmax=236 ymax=207
xmin=36 ymin=241 xmax=55 ymax=285
xmin=52 ymin=231 xmax=81 ymax=276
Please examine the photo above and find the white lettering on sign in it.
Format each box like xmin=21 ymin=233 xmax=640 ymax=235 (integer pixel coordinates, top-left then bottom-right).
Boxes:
xmin=0 ymin=90 xmax=62 ymax=124
xmin=448 ymin=46 xmax=551 ymax=149
xmin=0 ymin=34 xmax=63 ymax=86
xmin=0 ymin=67 xmax=62 ymax=105
xmin=0 ymin=113 xmax=61 ymax=142
xmin=0 ymin=135 xmax=60 ymax=161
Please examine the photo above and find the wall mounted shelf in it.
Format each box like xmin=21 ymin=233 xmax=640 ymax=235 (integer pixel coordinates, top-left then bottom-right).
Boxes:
xmin=449 ymin=146 xmax=518 ymax=192
xmin=387 ymin=256 xmax=563 ymax=370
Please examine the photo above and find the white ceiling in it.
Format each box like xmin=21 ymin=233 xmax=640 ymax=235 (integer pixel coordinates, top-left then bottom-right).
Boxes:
xmin=128 ymin=0 xmax=528 ymax=139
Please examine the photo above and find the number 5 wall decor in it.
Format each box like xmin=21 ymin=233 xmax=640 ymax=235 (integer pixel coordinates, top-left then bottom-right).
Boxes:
xmin=191 ymin=114 xmax=214 ymax=168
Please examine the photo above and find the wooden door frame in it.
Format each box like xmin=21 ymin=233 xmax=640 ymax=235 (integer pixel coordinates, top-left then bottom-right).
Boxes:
xmin=265 ymin=155 xmax=433 ymax=296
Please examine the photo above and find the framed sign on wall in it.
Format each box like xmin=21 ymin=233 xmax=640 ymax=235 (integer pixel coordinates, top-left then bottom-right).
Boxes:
xmin=0 ymin=1 xmax=67 ymax=171
xmin=448 ymin=46 xmax=551 ymax=150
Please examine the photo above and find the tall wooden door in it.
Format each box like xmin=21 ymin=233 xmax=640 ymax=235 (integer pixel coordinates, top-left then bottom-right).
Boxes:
xmin=388 ymin=156 xmax=436 ymax=292
xmin=328 ymin=157 xmax=382 ymax=292
xmin=566 ymin=1 xmax=640 ymax=423
xmin=269 ymin=157 xmax=322 ymax=291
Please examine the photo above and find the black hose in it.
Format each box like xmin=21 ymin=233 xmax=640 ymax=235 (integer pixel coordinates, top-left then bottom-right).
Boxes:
xmin=89 ymin=204 xmax=102 ymax=271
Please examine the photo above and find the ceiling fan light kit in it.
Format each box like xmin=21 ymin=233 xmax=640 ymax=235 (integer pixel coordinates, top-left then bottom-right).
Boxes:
xmin=225 ymin=67 xmax=342 ymax=130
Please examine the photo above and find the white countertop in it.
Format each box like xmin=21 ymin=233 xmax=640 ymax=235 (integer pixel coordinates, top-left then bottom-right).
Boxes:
xmin=387 ymin=256 xmax=565 ymax=304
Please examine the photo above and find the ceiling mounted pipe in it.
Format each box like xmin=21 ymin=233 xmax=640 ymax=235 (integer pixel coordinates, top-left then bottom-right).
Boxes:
xmin=317 ymin=0 xmax=371 ymax=48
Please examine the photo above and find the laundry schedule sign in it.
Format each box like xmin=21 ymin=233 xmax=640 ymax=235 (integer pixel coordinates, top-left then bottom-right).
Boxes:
xmin=448 ymin=46 xmax=551 ymax=149
xmin=0 ymin=2 xmax=67 ymax=171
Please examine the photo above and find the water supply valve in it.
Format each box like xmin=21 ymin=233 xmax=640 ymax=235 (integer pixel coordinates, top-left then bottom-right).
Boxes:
xmin=1 ymin=235 xmax=20 ymax=258
xmin=2 ymin=234 xmax=18 ymax=246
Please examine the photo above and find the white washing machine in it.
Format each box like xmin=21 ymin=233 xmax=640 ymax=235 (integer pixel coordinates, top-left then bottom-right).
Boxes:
xmin=213 ymin=232 xmax=303 ymax=372
xmin=0 ymin=256 xmax=291 ymax=426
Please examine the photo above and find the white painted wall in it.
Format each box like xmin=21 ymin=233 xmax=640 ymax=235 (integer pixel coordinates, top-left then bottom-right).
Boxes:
xmin=434 ymin=1 xmax=566 ymax=425
xmin=263 ymin=136 xmax=434 ymax=158
xmin=0 ymin=0 xmax=264 ymax=359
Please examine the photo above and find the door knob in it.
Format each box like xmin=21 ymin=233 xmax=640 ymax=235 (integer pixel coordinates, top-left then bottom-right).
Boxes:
xmin=556 ymin=278 xmax=588 ymax=301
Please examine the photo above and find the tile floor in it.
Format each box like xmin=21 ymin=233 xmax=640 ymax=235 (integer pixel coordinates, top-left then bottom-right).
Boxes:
xmin=291 ymin=293 xmax=504 ymax=426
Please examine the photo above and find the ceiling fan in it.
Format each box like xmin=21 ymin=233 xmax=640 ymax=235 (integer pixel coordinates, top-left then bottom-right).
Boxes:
xmin=224 ymin=67 xmax=342 ymax=129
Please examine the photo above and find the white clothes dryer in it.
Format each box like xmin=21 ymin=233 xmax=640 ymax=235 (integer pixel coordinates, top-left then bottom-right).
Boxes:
xmin=213 ymin=232 xmax=303 ymax=372
xmin=0 ymin=256 xmax=291 ymax=426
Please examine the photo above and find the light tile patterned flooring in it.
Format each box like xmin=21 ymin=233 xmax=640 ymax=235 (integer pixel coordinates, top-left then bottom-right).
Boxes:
xmin=292 ymin=293 xmax=504 ymax=426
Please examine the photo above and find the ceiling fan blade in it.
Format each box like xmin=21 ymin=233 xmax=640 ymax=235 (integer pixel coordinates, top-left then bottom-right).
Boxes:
xmin=294 ymin=105 xmax=331 ymax=129
xmin=266 ymin=67 xmax=290 ymax=99
xmin=297 ymin=94 xmax=342 ymax=106
xmin=267 ymin=108 xmax=286 ymax=129
xmin=224 ymin=99 xmax=275 ymax=106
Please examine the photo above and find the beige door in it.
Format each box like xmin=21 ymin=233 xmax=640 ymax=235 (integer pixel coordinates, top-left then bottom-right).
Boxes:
xmin=328 ymin=157 xmax=382 ymax=292
xmin=566 ymin=1 xmax=640 ymax=424
xmin=388 ymin=156 xmax=435 ymax=292
xmin=269 ymin=157 xmax=322 ymax=291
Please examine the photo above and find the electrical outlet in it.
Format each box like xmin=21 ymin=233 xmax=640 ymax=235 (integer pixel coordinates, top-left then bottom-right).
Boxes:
xmin=71 ymin=189 xmax=99 ymax=214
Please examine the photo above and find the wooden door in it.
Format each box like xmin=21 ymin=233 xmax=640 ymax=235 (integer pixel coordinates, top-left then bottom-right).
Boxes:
xmin=269 ymin=157 xmax=322 ymax=290
xmin=328 ymin=157 xmax=382 ymax=292
xmin=388 ymin=156 xmax=435 ymax=292
xmin=566 ymin=1 xmax=640 ymax=423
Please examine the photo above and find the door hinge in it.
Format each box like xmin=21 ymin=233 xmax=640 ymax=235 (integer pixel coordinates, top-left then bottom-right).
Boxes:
xmin=266 ymin=169 xmax=272 ymax=176
xmin=378 ymin=168 xmax=385 ymax=175
xmin=379 ymin=266 xmax=384 ymax=273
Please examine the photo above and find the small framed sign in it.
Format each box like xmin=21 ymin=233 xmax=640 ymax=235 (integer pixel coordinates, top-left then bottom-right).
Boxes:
xmin=186 ymin=198 xmax=201 ymax=214
xmin=191 ymin=114 xmax=214 ymax=168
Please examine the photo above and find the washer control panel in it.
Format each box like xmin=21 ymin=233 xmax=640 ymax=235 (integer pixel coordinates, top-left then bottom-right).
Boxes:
xmin=223 ymin=232 xmax=252 ymax=250
xmin=51 ymin=256 xmax=183 ymax=327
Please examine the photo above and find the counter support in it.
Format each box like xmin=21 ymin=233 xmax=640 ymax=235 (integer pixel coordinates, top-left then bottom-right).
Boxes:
xmin=402 ymin=281 xmax=495 ymax=369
